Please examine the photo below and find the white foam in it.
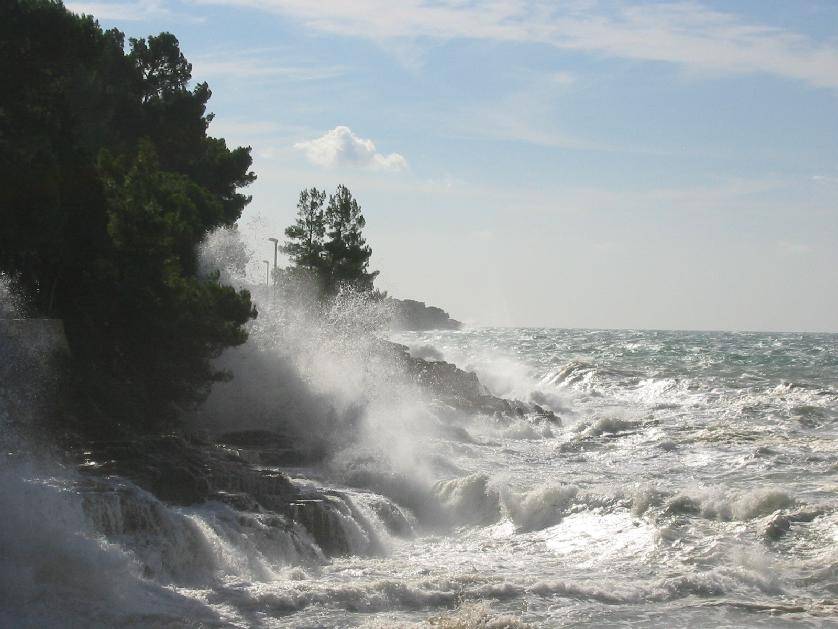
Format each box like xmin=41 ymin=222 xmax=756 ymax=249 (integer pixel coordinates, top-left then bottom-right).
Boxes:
xmin=502 ymin=483 xmax=578 ymax=532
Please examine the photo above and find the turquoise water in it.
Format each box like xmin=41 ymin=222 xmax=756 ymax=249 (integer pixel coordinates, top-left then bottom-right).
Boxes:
xmin=3 ymin=325 xmax=836 ymax=627
xmin=374 ymin=328 xmax=838 ymax=626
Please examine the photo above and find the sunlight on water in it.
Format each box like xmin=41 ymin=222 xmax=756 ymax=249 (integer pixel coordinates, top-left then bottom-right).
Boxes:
xmin=3 ymin=274 xmax=837 ymax=627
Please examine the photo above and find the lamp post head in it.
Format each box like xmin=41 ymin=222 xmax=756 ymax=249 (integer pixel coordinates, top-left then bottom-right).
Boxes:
xmin=267 ymin=237 xmax=278 ymax=244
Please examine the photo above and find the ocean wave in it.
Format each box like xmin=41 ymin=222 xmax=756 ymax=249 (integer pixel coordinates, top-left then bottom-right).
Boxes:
xmin=649 ymin=565 xmax=785 ymax=601
xmin=433 ymin=474 xmax=501 ymax=527
xmin=501 ymin=484 xmax=579 ymax=532
xmin=662 ymin=487 xmax=796 ymax=521
xmin=541 ymin=361 xmax=600 ymax=391
xmin=0 ymin=460 xmax=223 ymax=628
xmin=427 ymin=602 xmax=531 ymax=629
xmin=573 ymin=417 xmax=640 ymax=438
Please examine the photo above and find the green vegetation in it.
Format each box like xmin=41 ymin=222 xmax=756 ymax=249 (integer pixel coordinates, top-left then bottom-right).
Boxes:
xmin=0 ymin=1 xmax=257 ymax=427
xmin=282 ymin=185 xmax=379 ymax=295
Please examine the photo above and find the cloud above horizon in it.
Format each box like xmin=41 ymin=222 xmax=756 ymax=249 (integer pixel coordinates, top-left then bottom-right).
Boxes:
xmin=193 ymin=0 xmax=838 ymax=89
xmin=66 ymin=0 xmax=175 ymax=21
xmin=192 ymin=49 xmax=345 ymax=81
xmin=294 ymin=126 xmax=408 ymax=171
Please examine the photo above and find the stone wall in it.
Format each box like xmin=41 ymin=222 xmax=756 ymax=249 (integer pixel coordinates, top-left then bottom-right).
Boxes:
xmin=0 ymin=318 xmax=70 ymax=430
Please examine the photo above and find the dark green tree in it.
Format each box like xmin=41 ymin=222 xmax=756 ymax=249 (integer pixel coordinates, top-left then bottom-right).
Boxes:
xmin=0 ymin=1 xmax=257 ymax=428
xmin=322 ymin=185 xmax=379 ymax=293
xmin=282 ymin=187 xmax=327 ymax=270
xmin=129 ymin=32 xmax=192 ymax=103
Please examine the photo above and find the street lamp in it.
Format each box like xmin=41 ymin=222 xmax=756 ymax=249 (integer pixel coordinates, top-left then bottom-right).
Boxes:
xmin=262 ymin=260 xmax=270 ymax=286
xmin=267 ymin=237 xmax=278 ymax=273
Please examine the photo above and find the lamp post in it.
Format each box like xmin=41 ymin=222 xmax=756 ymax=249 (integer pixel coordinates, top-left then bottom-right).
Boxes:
xmin=267 ymin=238 xmax=278 ymax=271
xmin=267 ymin=237 xmax=278 ymax=286
xmin=262 ymin=260 xmax=270 ymax=286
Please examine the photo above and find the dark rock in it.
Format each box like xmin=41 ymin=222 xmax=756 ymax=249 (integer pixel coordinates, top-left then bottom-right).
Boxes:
xmin=369 ymin=499 xmax=414 ymax=537
xmin=379 ymin=340 xmax=560 ymax=423
xmin=80 ymin=435 xmax=299 ymax=508
xmin=288 ymin=491 xmax=385 ymax=557
xmin=763 ymin=512 xmax=792 ymax=539
xmin=215 ymin=430 xmax=324 ymax=467
xmin=389 ymin=298 xmax=462 ymax=331
xmin=77 ymin=433 xmax=384 ymax=559
xmin=664 ymin=495 xmax=702 ymax=516
xmin=408 ymin=344 xmax=445 ymax=361
xmin=218 ymin=430 xmax=294 ymax=449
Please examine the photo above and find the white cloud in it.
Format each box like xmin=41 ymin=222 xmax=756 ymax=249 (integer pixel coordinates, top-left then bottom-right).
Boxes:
xmin=293 ymin=126 xmax=408 ymax=171
xmin=193 ymin=0 xmax=838 ymax=89
xmin=192 ymin=50 xmax=345 ymax=81
xmin=66 ymin=0 xmax=192 ymax=21
xmin=209 ymin=119 xmax=283 ymax=137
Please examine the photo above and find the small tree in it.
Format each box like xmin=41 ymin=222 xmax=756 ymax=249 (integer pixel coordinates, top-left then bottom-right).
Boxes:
xmin=281 ymin=185 xmax=378 ymax=295
xmin=282 ymin=187 xmax=326 ymax=271
xmin=323 ymin=185 xmax=378 ymax=293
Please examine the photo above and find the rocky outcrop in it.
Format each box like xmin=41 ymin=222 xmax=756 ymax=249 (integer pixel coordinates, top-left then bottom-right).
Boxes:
xmin=217 ymin=429 xmax=324 ymax=466
xmin=382 ymin=340 xmax=559 ymax=422
xmin=49 ymin=317 xmax=558 ymax=564
xmin=79 ymin=434 xmax=297 ymax=508
xmin=389 ymin=298 xmax=462 ymax=331
xmin=761 ymin=508 xmax=822 ymax=540
xmin=77 ymin=433 xmax=380 ymax=557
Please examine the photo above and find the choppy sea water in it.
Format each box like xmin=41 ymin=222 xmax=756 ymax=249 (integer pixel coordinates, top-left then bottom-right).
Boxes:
xmin=3 ymin=327 xmax=837 ymax=627
xmin=377 ymin=328 xmax=838 ymax=627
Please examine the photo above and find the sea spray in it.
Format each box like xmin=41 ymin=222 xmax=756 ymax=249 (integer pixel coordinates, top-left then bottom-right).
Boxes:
xmin=197 ymin=229 xmax=472 ymax=511
xmin=3 ymin=255 xmax=836 ymax=626
xmin=0 ymin=280 xmax=213 ymax=626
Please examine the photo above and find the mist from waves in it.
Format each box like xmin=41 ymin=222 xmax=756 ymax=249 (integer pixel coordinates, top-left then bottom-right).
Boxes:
xmin=0 ymin=274 xmax=212 ymax=626
xmin=0 ymin=230 xmax=569 ymax=627
xmin=2 ymin=238 xmax=838 ymax=627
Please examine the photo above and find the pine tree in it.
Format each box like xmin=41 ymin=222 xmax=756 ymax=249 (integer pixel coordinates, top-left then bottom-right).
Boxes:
xmin=282 ymin=187 xmax=326 ymax=270
xmin=323 ymin=185 xmax=378 ymax=293
xmin=0 ymin=3 xmax=257 ymax=427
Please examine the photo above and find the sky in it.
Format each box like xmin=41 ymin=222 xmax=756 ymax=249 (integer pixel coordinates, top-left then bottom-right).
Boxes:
xmin=66 ymin=0 xmax=838 ymax=332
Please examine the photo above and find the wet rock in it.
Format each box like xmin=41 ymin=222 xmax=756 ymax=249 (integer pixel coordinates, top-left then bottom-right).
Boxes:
xmin=159 ymin=463 xmax=211 ymax=505
xmin=389 ymin=298 xmax=462 ymax=331
xmin=381 ymin=340 xmax=560 ymax=423
xmin=408 ymin=344 xmax=445 ymax=362
xmin=80 ymin=435 xmax=299 ymax=509
xmin=218 ymin=429 xmax=294 ymax=449
xmin=212 ymin=491 xmax=261 ymax=512
xmin=664 ymin=495 xmax=702 ymax=516
xmin=77 ymin=433 xmax=379 ymax=559
xmin=86 ymin=436 xmax=211 ymax=505
xmin=289 ymin=498 xmax=354 ymax=556
xmin=216 ymin=430 xmax=324 ymax=466
xmin=369 ymin=499 xmax=414 ymax=537
xmin=763 ymin=512 xmax=792 ymax=539
xmin=215 ymin=430 xmax=325 ymax=467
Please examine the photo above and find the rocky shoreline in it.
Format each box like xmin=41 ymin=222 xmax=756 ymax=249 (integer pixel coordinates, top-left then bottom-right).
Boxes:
xmin=4 ymin=317 xmax=558 ymax=565
xmin=69 ymin=340 xmax=559 ymax=560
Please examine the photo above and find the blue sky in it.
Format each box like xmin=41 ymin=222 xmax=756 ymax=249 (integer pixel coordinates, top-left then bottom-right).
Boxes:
xmin=67 ymin=0 xmax=838 ymax=331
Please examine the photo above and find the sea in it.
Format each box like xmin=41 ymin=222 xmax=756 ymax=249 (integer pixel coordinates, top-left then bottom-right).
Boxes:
xmin=2 ymin=325 xmax=836 ymax=627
